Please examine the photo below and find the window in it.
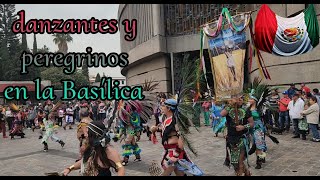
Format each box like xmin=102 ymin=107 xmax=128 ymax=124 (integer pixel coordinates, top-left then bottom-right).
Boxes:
xmin=122 ymin=81 xmax=125 ymax=84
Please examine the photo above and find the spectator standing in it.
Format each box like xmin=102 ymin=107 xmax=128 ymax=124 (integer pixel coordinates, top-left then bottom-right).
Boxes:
xmin=6 ymin=107 xmax=14 ymax=131
xmin=57 ymin=108 xmax=64 ymax=126
xmin=312 ymin=89 xmax=320 ymax=108
xmin=27 ymin=106 xmax=36 ymax=129
xmin=300 ymin=83 xmax=311 ymax=95
xmin=0 ymin=105 xmax=8 ymax=138
xmin=301 ymin=96 xmax=320 ymax=142
xmin=278 ymin=91 xmax=291 ymax=132
xmin=98 ymin=101 xmax=106 ymax=121
xmin=312 ymin=88 xmax=320 ymax=130
xmin=91 ymin=101 xmax=98 ymax=121
xmin=266 ymin=90 xmax=280 ymax=127
xmin=63 ymin=105 xmax=74 ymax=130
xmin=74 ymin=103 xmax=80 ymax=122
xmin=287 ymin=83 xmax=298 ymax=99
xmin=288 ymin=93 xmax=306 ymax=140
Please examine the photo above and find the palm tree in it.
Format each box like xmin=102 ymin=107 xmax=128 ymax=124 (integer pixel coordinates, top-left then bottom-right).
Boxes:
xmin=52 ymin=34 xmax=73 ymax=54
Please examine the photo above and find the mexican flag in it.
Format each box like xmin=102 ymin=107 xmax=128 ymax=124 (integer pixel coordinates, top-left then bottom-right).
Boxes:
xmin=254 ymin=4 xmax=319 ymax=56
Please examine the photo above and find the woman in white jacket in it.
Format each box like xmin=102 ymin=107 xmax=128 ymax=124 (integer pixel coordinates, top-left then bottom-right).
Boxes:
xmin=301 ymin=96 xmax=320 ymax=142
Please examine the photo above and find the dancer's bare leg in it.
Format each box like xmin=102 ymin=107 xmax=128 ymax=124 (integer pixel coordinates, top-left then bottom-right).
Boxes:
xmin=161 ymin=166 xmax=175 ymax=176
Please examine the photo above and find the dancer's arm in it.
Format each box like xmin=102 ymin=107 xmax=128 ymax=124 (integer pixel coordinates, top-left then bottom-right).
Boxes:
xmin=220 ymin=109 xmax=228 ymax=117
xmin=106 ymin=146 xmax=125 ymax=176
xmin=62 ymin=160 xmax=81 ymax=176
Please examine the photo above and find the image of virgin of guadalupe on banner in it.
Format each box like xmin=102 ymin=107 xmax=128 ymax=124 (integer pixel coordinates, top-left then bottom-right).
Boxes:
xmin=204 ymin=11 xmax=250 ymax=101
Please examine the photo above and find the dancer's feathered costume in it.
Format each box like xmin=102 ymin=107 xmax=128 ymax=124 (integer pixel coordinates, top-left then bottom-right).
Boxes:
xmin=211 ymin=100 xmax=226 ymax=137
xmin=223 ymin=97 xmax=253 ymax=176
xmin=149 ymin=58 xmax=204 ymax=176
xmin=41 ymin=101 xmax=65 ymax=152
xmin=8 ymin=103 xmax=25 ymax=139
xmin=245 ymin=77 xmax=279 ymax=169
xmin=116 ymin=95 xmax=155 ymax=166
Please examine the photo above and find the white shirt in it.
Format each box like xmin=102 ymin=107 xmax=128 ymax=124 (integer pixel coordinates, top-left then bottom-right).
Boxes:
xmin=288 ymin=98 xmax=305 ymax=119
xmin=99 ymin=103 xmax=106 ymax=114
xmin=58 ymin=110 xmax=64 ymax=118
xmin=5 ymin=110 xmax=13 ymax=117
xmin=66 ymin=108 xmax=74 ymax=115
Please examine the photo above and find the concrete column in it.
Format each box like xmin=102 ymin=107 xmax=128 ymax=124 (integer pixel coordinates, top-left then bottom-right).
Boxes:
xmin=170 ymin=52 xmax=174 ymax=95
xmin=152 ymin=4 xmax=165 ymax=36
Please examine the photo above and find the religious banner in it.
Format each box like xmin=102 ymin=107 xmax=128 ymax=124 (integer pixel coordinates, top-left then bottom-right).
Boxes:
xmin=204 ymin=8 xmax=250 ymax=100
xmin=254 ymin=4 xmax=319 ymax=56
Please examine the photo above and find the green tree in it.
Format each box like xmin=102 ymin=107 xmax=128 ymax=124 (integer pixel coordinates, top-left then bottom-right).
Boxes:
xmin=82 ymin=59 xmax=89 ymax=82
xmin=37 ymin=45 xmax=50 ymax=73
xmin=31 ymin=34 xmax=40 ymax=79
xmin=52 ymin=33 xmax=73 ymax=55
xmin=0 ymin=4 xmax=22 ymax=81
xmin=33 ymin=34 xmax=37 ymax=54
xmin=21 ymin=34 xmax=28 ymax=51
xmin=4 ymin=43 xmax=24 ymax=81
xmin=38 ymin=45 xmax=49 ymax=53
xmin=41 ymin=67 xmax=89 ymax=90
xmin=95 ymin=73 xmax=101 ymax=82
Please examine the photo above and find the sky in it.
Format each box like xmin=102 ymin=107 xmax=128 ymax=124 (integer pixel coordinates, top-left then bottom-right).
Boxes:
xmin=15 ymin=4 xmax=124 ymax=78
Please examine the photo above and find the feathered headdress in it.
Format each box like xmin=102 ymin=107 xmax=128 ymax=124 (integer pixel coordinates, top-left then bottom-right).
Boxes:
xmin=9 ymin=103 xmax=19 ymax=112
xmin=116 ymin=77 xmax=159 ymax=125
xmin=116 ymin=92 xmax=156 ymax=125
xmin=245 ymin=77 xmax=271 ymax=112
xmin=168 ymin=55 xmax=205 ymax=156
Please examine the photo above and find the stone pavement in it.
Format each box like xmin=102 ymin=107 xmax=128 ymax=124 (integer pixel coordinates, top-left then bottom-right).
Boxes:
xmin=1 ymin=122 xmax=320 ymax=176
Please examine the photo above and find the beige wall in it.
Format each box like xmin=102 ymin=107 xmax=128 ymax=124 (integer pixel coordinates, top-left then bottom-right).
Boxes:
xmin=125 ymin=54 xmax=171 ymax=93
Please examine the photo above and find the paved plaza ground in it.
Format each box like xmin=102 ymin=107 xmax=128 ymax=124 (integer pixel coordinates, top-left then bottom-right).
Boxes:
xmin=1 ymin=120 xmax=320 ymax=176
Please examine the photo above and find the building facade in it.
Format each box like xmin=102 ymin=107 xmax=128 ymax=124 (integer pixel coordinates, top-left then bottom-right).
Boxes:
xmin=118 ymin=4 xmax=320 ymax=94
xmin=91 ymin=77 xmax=126 ymax=88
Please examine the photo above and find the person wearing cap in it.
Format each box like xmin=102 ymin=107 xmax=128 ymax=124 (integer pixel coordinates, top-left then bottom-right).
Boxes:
xmin=278 ymin=91 xmax=291 ymax=132
xmin=300 ymin=83 xmax=311 ymax=95
xmin=288 ymin=93 xmax=306 ymax=140
xmin=287 ymin=83 xmax=298 ymax=99
xmin=220 ymin=96 xmax=254 ymax=176
xmin=62 ymin=121 xmax=125 ymax=176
